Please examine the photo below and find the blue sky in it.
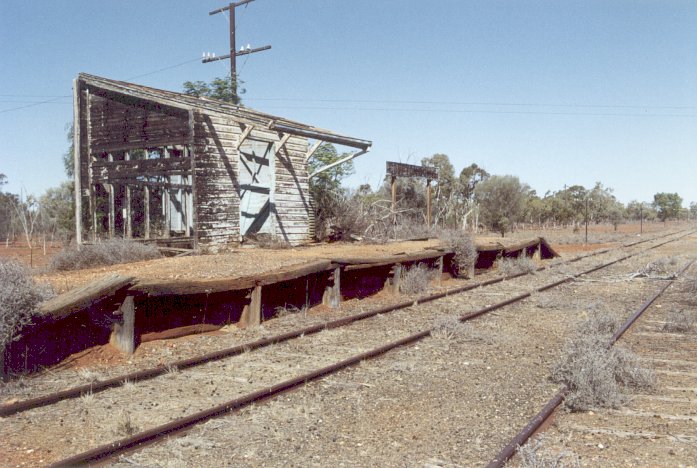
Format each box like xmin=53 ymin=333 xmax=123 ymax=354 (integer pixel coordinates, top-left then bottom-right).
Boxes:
xmin=1 ymin=0 xmax=696 ymax=204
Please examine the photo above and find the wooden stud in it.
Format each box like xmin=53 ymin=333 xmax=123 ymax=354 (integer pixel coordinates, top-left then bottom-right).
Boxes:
xmin=322 ymin=266 xmax=341 ymax=309
xmin=110 ymin=295 xmax=135 ymax=355
xmin=187 ymin=110 xmax=198 ymax=249
xmin=124 ymin=151 xmax=132 ymax=238
xmin=240 ymin=285 xmax=262 ymax=328
xmin=107 ymin=153 xmax=115 ymax=238
xmin=84 ymin=89 xmax=97 ymax=242
xmin=163 ymin=147 xmax=171 ymax=238
xmin=144 ymin=186 xmax=150 ymax=239
xmin=72 ymin=78 xmax=83 ymax=246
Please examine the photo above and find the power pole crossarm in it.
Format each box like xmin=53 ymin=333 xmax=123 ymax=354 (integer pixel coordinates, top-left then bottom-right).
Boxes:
xmin=204 ymin=0 xmax=270 ymax=102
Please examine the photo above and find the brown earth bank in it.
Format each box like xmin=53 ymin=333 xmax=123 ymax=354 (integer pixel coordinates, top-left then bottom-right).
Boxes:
xmin=0 ymin=230 xmax=693 ymax=466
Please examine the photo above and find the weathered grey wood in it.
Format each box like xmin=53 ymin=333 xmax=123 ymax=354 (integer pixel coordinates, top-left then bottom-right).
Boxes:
xmin=384 ymin=263 xmax=402 ymax=294
xmin=241 ymin=285 xmax=262 ymax=328
xmin=188 ymin=111 xmax=199 ymax=250
xmin=124 ymin=151 xmax=132 ymax=238
xmin=305 ymin=140 xmax=322 ymax=162
xmin=107 ymin=153 xmax=115 ymax=238
xmin=40 ymin=274 xmax=134 ymax=321
xmin=72 ymin=78 xmax=83 ymax=246
xmin=235 ymin=124 xmax=254 ymax=150
xmin=322 ymin=266 xmax=341 ymax=309
xmin=110 ymin=295 xmax=135 ymax=354
xmin=437 ymin=255 xmax=444 ymax=285
xmin=274 ymin=133 xmax=291 ymax=156
xmin=144 ymin=186 xmax=150 ymax=239
xmin=85 ymin=89 xmax=97 ymax=242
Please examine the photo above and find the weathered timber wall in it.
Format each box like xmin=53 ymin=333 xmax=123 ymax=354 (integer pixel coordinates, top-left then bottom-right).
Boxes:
xmin=192 ymin=113 xmax=242 ymax=247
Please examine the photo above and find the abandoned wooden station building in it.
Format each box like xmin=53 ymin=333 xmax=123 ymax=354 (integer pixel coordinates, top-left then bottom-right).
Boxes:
xmin=72 ymin=73 xmax=371 ymax=249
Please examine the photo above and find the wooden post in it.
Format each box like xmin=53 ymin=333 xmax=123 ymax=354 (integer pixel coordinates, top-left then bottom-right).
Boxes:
xmin=125 ymin=152 xmax=132 ymax=239
xmin=144 ymin=186 xmax=150 ymax=239
xmin=72 ymin=78 xmax=82 ymax=246
xmin=240 ymin=285 xmax=262 ymax=328
xmin=163 ymin=148 xmax=171 ymax=238
xmin=426 ymin=179 xmax=432 ymax=227
xmin=533 ymin=241 xmax=542 ymax=261
xmin=437 ymin=256 xmax=444 ymax=285
xmin=110 ymin=296 xmax=135 ymax=355
xmin=322 ymin=266 xmax=341 ymax=309
xmin=390 ymin=176 xmax=397 ymax=224
xmin=107 ymin=153 xmax=115 ymax=239
xmin=84 ymin=89 xmax=97 ymax=242
xmin=0 ymin=347 xmax=7 ymax=382
xmin=385 ymin=263 xmax=402 ymax=294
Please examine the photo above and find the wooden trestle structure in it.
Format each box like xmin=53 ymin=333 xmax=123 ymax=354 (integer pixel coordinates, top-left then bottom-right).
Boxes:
xmin=73 ymin=74 xmax=371 ymax=249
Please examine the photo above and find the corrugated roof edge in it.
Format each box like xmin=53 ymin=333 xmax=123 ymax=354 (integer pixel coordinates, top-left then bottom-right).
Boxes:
xmin=77 ymin=73 xmax=372 ymax=150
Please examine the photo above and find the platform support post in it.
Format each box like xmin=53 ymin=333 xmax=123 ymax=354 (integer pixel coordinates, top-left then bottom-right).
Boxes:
xmin=385 ymin=263 xmax=403 ymax=294
xmin=533 ymin=241 xmax=542 ymax=261
xmin=241 ymin=285 xmax=262 ymax=328
xmin=323 ymin=266 xmax=341 ymax=309
xmin=437 ymin=256 xmax=444 ymax=285
xmin=110 ymin=295 xmax=135 ymax=355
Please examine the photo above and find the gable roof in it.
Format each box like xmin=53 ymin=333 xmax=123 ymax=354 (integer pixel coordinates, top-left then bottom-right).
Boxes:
xmin=77 ymin=73 xmax=372 ymax=150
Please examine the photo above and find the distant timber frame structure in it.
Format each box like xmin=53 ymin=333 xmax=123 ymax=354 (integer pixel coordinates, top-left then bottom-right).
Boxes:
xmin=386 ymin=161 xmax=439 ymax=226
xmin=73 ymin=74 xmax=371 ymax=248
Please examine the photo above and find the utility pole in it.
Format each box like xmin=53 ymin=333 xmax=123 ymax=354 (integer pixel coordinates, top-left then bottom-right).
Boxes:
xmin=203 ymin=0 xmax=271 ymax=102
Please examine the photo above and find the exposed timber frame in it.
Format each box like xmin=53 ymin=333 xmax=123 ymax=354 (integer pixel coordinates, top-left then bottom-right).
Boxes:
xmin=74 ymin=73 xmax=371 ymax=248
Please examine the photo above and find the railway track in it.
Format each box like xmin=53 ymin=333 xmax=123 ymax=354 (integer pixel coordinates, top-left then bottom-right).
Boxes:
xmin=0 ymin=229 xmax=686 ymax=419
xmin=0 ymin=229 xmax=692 ymax=466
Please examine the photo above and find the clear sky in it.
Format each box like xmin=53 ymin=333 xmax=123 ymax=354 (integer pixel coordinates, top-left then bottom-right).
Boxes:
xmin=1 ymin=0 xmax=696 ymax=205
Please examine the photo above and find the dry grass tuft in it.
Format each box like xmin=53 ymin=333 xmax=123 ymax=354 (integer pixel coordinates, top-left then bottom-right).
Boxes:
xmin=496 ymin=255 xmax=538 ymax=276
xmin=116 ymin=411 xmax=139 ymax=437
xmin=274 ymin=304 xmax=308 ymax=319
xmin=662 ymin=309 xmax=694 ymax=333
xmin=438 ymin=229 xmax=477 ymax=278
xmin=0 ymin=258 xmax=53 ymax=357
xmin=430 ymin=316 xmax=489 ymax=344
xmin=248 ymin=233 xmax=292 ymax=249
xmin=400 ymin=263 xmax=438 ymax=295
xmin=518 ymin=436 xmax=579 ymax=468
xmin=49 ymin=239 xmax=160 ymax=271
xmin=552 ymin=327 xmax=655 ymax=411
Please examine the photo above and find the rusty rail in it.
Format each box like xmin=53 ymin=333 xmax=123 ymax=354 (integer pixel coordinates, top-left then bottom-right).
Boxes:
xmin=46 ymin=230 xmax=694 ymax=466
xmin=1 ymin=229 xmax=690 ymax=419
xmin=487 ymin=256 xmax=696 ymax=468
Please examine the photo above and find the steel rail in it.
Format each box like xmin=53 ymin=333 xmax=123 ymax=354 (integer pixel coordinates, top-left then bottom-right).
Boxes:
xmin=487 ymin=257 xmax=697 ymax=468
xmin=1 ymin=229 xmax=689 ymax=418
xmin=47 ymin=230 xmax=694 ymax=466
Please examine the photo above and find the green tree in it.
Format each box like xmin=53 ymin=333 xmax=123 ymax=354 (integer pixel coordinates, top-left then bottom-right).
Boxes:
xmin=307 ymin=143 xmax=355 ymax=238
xmin=474 ymin=175 xmax=529 ymax=237
xmin=421 ymin=153 xmax=456 ymax=226
xmin=182 ymin=76 xmax=241 ymax=104
xmin=690 ymin=202 xmax=697 ymax=220
xmin=653 ymin=192 xmax=683 ymax=223
xmin=39 ymin=182 xmax=75 ymax=243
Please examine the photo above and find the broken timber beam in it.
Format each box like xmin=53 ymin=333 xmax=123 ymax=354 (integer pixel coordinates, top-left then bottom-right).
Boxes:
xmin=40 ymin=274 xmax=134 ymax=322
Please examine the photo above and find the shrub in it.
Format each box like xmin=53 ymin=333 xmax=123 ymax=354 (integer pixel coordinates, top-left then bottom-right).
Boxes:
xmin=248 ymin=234 xmax=292 ymax=250
xmin=400 ymin=263 xmax=438 ymax=295
xmin=551 ymin=329 xmax=654 ymax=411
xmin=49 ymin=239 xmax=161 ymax=271
xmin=430 ymin=316 xmax=488 ymax=343
xmin=496 ymin=255 xmax=537 ymax=276
xmin=662 ymin=309 xmax=694 ymax=333
xmin=518 ymin=436 xmax=579 ymax=468
xmin=439 ymin=229 xmax=477 ymax=278
xmin=0 ymin=258 xmax=53 ymax=355
xmin=274 ymin=304 xmax=308 ymax=319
